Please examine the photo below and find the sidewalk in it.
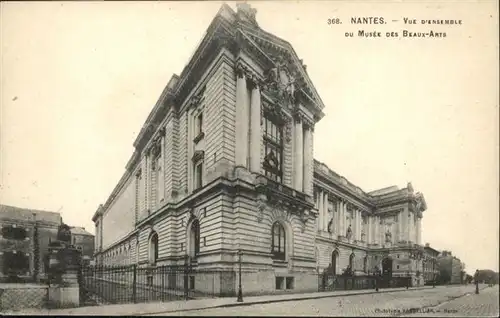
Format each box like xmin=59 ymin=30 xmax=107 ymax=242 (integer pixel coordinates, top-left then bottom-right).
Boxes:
xmin=5 ymin=285 xmax=442 ymax=316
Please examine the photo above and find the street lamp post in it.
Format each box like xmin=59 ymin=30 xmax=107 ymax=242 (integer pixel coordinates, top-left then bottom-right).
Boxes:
xmin=237 ymin=249 xmax=243 ymax=302
xmin=474 ymin=270 xmax=479 ymax=294
xmin=432 ymin=258 xmax=436 ymax=288
xmin=32 ymin=213 xmax=39 ymax=282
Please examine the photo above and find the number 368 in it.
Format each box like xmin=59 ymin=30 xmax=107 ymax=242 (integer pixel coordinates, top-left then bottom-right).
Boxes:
xmin=327 ymin=18 xmax=341 ymax=25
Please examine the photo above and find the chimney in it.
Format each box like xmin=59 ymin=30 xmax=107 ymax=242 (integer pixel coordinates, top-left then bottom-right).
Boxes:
xmin=425 ymin=243 xmax=430 ymax=247
xmin=236 ymin=2 xmax=258 ymax=25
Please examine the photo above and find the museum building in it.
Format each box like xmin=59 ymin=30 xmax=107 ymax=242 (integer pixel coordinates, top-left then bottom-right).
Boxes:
xmin=92 ymin=3 xmax=428 ymax=294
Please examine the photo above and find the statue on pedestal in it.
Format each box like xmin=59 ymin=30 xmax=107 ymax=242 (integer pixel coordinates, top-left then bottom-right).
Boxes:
xmin=327 ymin=217 xmax=335 ymax=234
xmin=385 ymin=230 xmax=392 ymax=243
xmin=46 ymin=223 xmax=81 ymax=286
xmin=346 ymin=225 xmax=353 ymax=240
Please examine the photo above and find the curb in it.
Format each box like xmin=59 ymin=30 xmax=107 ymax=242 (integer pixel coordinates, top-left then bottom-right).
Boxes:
xmin=136 ymin=286 xmax=435 ymax=316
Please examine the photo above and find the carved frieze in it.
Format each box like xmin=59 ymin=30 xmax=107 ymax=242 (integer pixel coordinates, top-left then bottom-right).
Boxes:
xmin=187 ymin=85 xmax=206 ymax=111
xmin=191 ymin=150 xmax=205 ymax=163
xmin=262 ymin=55 xmax=299 ymax=108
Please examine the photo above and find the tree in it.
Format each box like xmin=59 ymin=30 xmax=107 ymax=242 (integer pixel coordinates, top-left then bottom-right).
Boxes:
xmin=465 ymin=274 xmax=473 ymax=284
xmin=476 ymin=270 xmax=499 ymax=284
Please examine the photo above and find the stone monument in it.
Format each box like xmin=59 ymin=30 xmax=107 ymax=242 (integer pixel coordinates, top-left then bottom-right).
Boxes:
xmin=346 ymin=225 xmax=353 ymax=240
xmin=46 ymin=223 xmax=82 ymax=308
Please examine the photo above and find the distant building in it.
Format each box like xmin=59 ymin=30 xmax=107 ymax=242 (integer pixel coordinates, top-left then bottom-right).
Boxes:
xmin=0 ymin=204 xmax=95 ymax=282
xmin=0 ymin=204 xmax=62 ymax=282
xmin=423 ymin=243 xmax=440 ymax=284
xmin=69 ymin=226 xmax=95 ymax=265
xmin=438 ymin=251 xmax=464 ymax=284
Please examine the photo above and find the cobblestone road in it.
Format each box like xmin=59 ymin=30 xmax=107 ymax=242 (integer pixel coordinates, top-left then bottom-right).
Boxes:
xmin=401 ymin=285 xmax=499 ymax=317
xmin=155 ymin=285 xmax=493 ymax=316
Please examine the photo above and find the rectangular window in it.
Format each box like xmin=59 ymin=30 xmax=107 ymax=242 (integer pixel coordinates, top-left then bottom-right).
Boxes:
xmin=3 ymin=251 xmax=29 ymax=275
xmin=275 ymin=276 xmax=285 ymax=290
xmin=194 ymin=161 xmax=203 ymax=190
xmin=1 ymin=226 xmax=27 ymax=240
xmin=197 ymin=113 xmax=203 ymax=135
xmin=286 ymin=277 xmax=295 ymax=290
xmin=263 ymin=114 xmax=284 ymax=183
xmin=151 ymin=156 xmax=160 ymax=209
xmin=193 ymin=111 xmax=205 ymax=144
xmin=155 ymin=156 xmax=161 ymax=206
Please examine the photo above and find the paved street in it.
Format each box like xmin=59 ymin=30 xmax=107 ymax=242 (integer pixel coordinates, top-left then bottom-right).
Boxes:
xmin=402 ymin=285 xmax=499 ymax=317
xmin=153 ymin=285 xmax=496 ymax=317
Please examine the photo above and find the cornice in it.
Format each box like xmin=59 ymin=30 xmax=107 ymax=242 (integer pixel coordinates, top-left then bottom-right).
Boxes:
xmin=313 ymin=160 xmax=427 ymax=215
xmin=314 ymin=175 xmax=374 ymax=211
xmin=98 ymin=229 xmax=139 ymax=254
xmin=178 ymin=49 xmax=235 ymax=115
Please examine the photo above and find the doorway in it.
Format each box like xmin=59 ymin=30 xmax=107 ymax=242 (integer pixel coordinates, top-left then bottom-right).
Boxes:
xmin=331 ymin=251 xmax=338 ymax=275
xmin=382 ymin=257 xmax=393 ymax=277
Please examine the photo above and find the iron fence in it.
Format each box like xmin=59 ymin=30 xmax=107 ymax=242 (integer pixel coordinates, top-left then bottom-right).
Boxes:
xmin=318 ymin=274 xmax=412 ymax=292
xmin=79 ymin=264 xmax=236 ymax=305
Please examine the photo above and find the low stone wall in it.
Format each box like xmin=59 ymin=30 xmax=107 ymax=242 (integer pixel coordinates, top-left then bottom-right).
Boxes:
xmin=0 ymin=284 xmax=48 ymax=312
xmin=238 ymin=271 xmax=318 ymax=296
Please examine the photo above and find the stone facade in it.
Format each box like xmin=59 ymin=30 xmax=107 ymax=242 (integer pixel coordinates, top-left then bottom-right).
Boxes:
xmin=69 ymin=226 xmax=95 ymax=264
xmin=438 ymin=251 xmax=464 ymax=284
xmin=423 ymin=243 xmax=440 ymax=284
xmin=92 ymin=3 xmax=428 ymax=293
xmin=0 ymin=204 xmax=62 ymax=282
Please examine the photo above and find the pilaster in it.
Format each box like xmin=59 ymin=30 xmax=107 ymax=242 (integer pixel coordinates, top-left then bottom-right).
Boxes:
xmin=145 ymin=150 xmax=151 ymax=214
xmin=398 ymin=210 xmax=403 ymax=242
xmin=249 ymin=79 xmax=261 ymax=173
xmin=336 ymin=199 xmax=341 ymax=236
xmin=159 ymin=128 xmax=165 ymax=203
xmin=303 ymin=125 xmax=313 ymax=196
xmin=293 ymin=115 xmax=304 ymax=191
xmin=339 ymin=200 xmax=345 ymax=237
xmin=417 ymin=217 xmax=422 ymax=245
xmin=323 ymin=192 xmax=328 ymax=232
xmin=367 ymin=214 xmax=372 ymax=244
xmin=187 ymin=107 xmax=194 ymax=193
xmin=235 ymin=64 xmax=249 ymax=168
xmin=318 ymin=190 xmax=325 ymax=231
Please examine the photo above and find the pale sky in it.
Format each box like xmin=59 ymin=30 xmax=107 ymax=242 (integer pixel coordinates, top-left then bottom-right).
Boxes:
xmin=1 ymin=1 xmax=498 ymax=273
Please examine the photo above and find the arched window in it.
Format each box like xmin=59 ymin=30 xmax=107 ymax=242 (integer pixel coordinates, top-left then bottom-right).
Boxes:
xmin=271 ymin=222 xmax=286 ymax=260
xmin=189 ymin=219 xmax=200 ymax=258
xmin=136 ymin=241 xmax=140 ymax=264
xmin=332 ymin=250 xmax=339 ymax=275
xmin=349 ymin=253 xmax=355 ymax=269
xmin=262 ymin=110 xmax=284 ymax=183
xmin=149 ymin=232 xmax=159 ymax=265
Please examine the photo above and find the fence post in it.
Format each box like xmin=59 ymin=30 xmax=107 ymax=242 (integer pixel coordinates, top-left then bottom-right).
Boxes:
xmin=132 ymin=264 xmax=137 ymax=303
xmin=184 ymin=255 xmax=189 ymax=300
xmin=161 ymin=266 xmax=165 ymax=302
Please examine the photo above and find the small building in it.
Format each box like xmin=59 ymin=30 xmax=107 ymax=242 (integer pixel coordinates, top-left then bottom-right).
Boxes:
xmin=438 ymin=251 xmax=464 ymax=284
xmin=69 ymin=226 xmax=95 ymax=265
xmin=423 ymin=243 xmax=440 ymax=284
xmin=0 ymin=204 xmax=62 ymax=282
